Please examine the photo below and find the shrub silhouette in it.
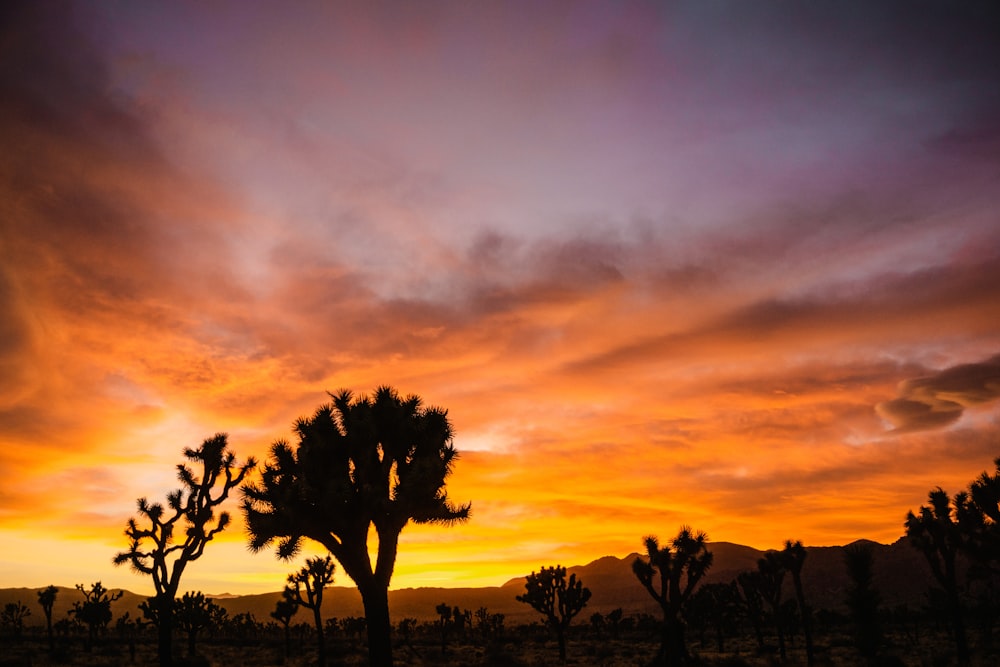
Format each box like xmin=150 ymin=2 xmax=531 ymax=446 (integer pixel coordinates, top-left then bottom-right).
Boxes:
xmin=632 ymin=527 xmax=713 ymax=666
xmin=114 ymin=434 xmax=254 ymax=667
xmin=242 ymin=387 xmax=471 ymax=667
xmin=516 ymin=564 xmax=591 ymax=662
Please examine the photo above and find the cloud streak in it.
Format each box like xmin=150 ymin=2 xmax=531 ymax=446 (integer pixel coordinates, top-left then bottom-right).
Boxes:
xmin=878 ymin=355 xmax=1000 ymax=432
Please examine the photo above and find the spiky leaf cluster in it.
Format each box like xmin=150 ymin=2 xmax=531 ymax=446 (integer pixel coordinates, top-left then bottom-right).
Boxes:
xmin=287 ymin=555 xmax=336 ymax=610
xmin=516 ymin=565 xmax=592 ymax=631
xmin=241 ymin=387 xmax=470 ymax=585
xmin=632 ymin=526 xmax=713 ymax=615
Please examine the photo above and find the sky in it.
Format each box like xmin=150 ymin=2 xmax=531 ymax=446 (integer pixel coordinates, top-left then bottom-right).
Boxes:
xmin=2 ymin=0 xmax=1000 ymax=597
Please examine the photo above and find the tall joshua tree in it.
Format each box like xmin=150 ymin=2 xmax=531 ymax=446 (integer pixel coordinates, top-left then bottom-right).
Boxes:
xmin=756 ymin=551 xmax=788 ymax=661
xmin=37 ymin=585 xmax=58 ymax=651
xmin=242 ymin=387 xmax=471 ymax=667
xmin=632 ymin=527 xmax=713 ymax=667
xmin=114 ymin=434 xmax=255 ymax=667
xmin=781 ymin=540 xmax=815 ymax=666
xmin=287 ymin=555 xmax=336 ymax=667
xmin=906 ymin=488 xmax=971 ymax=666
xmin=844 ymin=542 xmax=883 ymax=661
xmin=516 ymin=565 xmax=591 ymax=662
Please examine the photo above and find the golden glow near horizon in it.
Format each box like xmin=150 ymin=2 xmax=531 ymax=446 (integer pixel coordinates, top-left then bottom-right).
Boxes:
xmin=2 ymin=2 xmax=1000 ymax=596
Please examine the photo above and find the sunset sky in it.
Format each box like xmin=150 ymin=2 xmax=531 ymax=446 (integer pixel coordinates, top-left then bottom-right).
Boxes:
xmin=2 ymin=1 xmax=1000 ymax=597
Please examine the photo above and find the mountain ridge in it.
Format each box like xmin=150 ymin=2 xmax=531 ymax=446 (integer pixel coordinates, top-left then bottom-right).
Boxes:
xmin=0 ymin=538 xmax=934 ymax=625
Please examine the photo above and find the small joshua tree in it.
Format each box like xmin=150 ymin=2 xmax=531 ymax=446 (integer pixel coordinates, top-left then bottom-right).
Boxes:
xmin=1 ymin=601 xmax=31 ymax=642
xmin=271 ymin=589 xmax=299 ymax=660
xmin=114 ymin=433 xmax=255 ymax=667
xmin=37 ymin=585 xmax=58 ymax=651
xmin=781 ymin=540 xmax=815 ymax=666
xmin=632 ymin=527 xmax=713 ymax=667
xmin=174 ymin=591 xmax=222 ymax=658
xmin=756 ymin=551 xmax=788 ymax=661
xmin=71 ymin=582 xmax=123 ymax=650
xmin=516 ymin=565 xmax=591 ymax=662
xmin=287 ymin=555 xmax=336 ymax=667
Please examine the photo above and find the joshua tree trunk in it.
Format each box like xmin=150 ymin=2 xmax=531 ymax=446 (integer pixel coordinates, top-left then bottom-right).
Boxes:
xmin=361 ymin=584 xmax=393 ymax=667
xmin=158 ymin=608 xmax=174 ymax=667
xmin=555 ymin=624 xmax=567 ymax=662
xmin=311 ymin=604 xmax=326 ymax=667
xmin=658 ymin=616 xmax=687 ymax=667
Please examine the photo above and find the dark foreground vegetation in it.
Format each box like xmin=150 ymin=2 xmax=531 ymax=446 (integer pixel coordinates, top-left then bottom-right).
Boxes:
xmin=2 ymin=606 xmax=1000 ymax=667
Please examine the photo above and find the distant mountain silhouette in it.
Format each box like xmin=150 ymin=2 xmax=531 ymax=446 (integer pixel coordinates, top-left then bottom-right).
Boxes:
xmin=1 ymin=538 xmax=936 ymax=626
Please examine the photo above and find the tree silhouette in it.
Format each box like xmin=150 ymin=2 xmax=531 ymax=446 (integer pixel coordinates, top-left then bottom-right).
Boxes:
xmin=632 ymin=527 xmax=713 ymax=666
xmin=756 ymin=551 xmax=787 ymax=661
xmin=905 ymin=487 xmax=971 ymax=666
xmin=271 ymin=588 xmax=299 ymax=660
xmin=1 ymin=601 xmax=30 ymax=642
xmin=781 ymin=540 xmax=814 ymax=666
xmin=71 ymin=582 xmax=123 ymax=650
xmin=113 ymin=434 xmax=255 ymax=667
xmin=689 ymin=581 xmax=741 ymax=652
xmin=287 ymin=555 xmax=336 ymax=667
xmin=516 ymin=565 xmax=591 ymax=662
xmin=174 ymin=591 xmax=222 ymax=658
xmin=844 ymin=542 xmax=883 ymax=661
xmin=37 ymin=585 xmax=58 ymax=651
xmin=436 ymin=603 xmax=455 ymax=656
xmin=966 ymin=457 xmax=1000 ymax=574
xmin=735 ymin=571 xmax=766 ymax=650
xmin=242 ymin=387 xmax=471 ymax=667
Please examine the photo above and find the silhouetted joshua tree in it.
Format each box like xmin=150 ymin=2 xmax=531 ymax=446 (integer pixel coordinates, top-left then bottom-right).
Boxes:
xmin=689 ymin=581 xmax=741 ymax=652
xmin=844 ymin=542 xmax=883 ymax=662
xmin=632 ymin=527 xmax=713 ymax=666
xmin=756 ymin=551 xmax=788 ymax=661
xmin=271 ymin=589 xmax=299 ymax=660
xmin=736 ymin=571 xmax=766 ymax=650
xmin=287 ymin=555 xmax=336 ymax=667
xmin=71 ymin=581 xmax=123 ymax=650
xmin=1 ymin=601 xmax=30 ymax=641
xmin=37 ymin=585 xmax=58 ymax=651
xmin=174 ymin=591 xmax=221 ymax=658
xmin=436 ymin=603 xmax=455 ymax=656
xmin=516 ymin=565 xmax=592 ymax=662
xmin=906 ymin=487 xmax=971 ymax=666
xmin=966 ymin=458 xmax=1000 ymax=574
xmin=242 ymin=387 xmax=471 ymax=667
xmin=114 ymin=433 xmax=255 ymax=667
xmin=781 ymin=540 xmax=814 ymax=666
